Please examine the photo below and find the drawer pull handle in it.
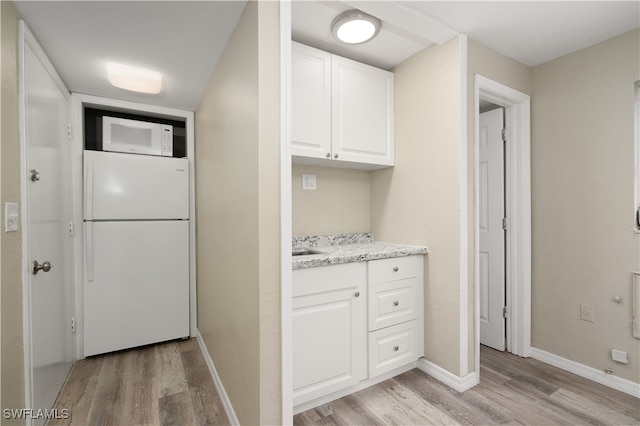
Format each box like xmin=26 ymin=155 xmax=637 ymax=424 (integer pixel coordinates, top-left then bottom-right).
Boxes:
xmin=354 ymin=291 xmax=360 ymax=298
xmin=394 ymin=346 xmax=399 ymax=351
xmin=393 ymin=267 xmax=399 ymax=272
xmin=394 ymin=301 xmax=399 ymax=306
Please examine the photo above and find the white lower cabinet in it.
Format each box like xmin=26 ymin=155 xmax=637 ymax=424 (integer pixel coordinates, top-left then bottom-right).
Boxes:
xmin=292 ymin=262 xmax=367 ymax=406
xmin=367 ymin=256 xmax=424 ymax=378
xmin=293 ymin=255 xmax=424 ymax=409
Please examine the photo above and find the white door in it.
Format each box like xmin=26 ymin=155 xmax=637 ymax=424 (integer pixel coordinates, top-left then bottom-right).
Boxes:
xmin=22 ymin=27 xmax=74 ymax=418
xmin=479 ymin=108 xmax=506 ymax=351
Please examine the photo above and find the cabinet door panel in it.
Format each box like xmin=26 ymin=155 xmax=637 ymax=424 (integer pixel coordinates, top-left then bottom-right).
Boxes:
xmin=293 ymin=286 xmax=366 ymax=406
xmin=332 ymin=55 xmax=394 ymax=166
xmin=291 ymin=42 xmax=331 ymax=159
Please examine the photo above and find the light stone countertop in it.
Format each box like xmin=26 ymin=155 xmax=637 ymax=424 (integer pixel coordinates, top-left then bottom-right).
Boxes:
xmin=292 ymin=234 xmax=428 ymax=270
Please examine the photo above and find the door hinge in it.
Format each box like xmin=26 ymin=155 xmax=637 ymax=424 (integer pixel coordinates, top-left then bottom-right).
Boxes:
xmin=71 ymin=317 xmax=76 ymax=333
xmin=67 ymin=124 xmax=72 ymax=140
xmin=502 ymin=217 xmax=509 ymax=230
xmin=69 ymin=221 xmax=74 ymax=237
xmin=501 ymin=127 xmax=508 ymax=142
xmin=502 ymin=306 xmax=508 ymax=319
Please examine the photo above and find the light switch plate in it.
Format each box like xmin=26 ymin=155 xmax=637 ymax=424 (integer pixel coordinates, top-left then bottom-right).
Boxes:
xmin=4 ymin=202 xmax=19 ymax=232
xmin=302 ymin=174 xmax=317 ymax=191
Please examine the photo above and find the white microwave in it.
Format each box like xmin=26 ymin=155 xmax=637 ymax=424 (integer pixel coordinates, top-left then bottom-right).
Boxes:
xmin=102 ymin=116 xmax=173 ymax=157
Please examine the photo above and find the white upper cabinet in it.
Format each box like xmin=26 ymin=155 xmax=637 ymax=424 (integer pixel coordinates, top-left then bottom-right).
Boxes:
xmin=291 ymin=43 xmax=332 ymax=160
xmin=291 ymin=42 xmax=394 ymax=170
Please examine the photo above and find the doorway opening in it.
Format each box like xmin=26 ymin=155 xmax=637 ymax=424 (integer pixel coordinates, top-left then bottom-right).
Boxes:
xmin=474 ymin=75 xmax=531 ymax=378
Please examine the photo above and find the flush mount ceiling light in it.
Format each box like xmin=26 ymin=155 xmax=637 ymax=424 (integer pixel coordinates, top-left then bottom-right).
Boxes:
xmin=106 ymin=62 xmax=163 ymax=94
xmin=331 ymin=9 xmax=381 ymax=45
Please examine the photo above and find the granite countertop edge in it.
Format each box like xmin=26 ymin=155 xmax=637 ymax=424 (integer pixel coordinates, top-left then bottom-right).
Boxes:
xmin=292 ymin=241 xmax=429 ymax=270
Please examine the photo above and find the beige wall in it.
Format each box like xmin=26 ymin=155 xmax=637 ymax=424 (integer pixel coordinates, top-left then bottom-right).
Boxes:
xmin=194 ymin=1 xmax=281 ymax=424
xmin=292 ymin=165 xmax=370 ymax=236
xmin=1 ymin=1 xmax=26 ymax=420
xmin=371 ymin=37 xmax=463 ymax=375
xmin=531 ymin=29 xmax=640 ymax=383
xmin=466 ymin=39 xmax=531 ymax=373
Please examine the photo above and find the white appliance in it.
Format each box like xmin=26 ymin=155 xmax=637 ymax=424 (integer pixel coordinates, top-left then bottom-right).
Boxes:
xmin=102 ymin=116 xmax=173 ymax=157
xmin=83 ymin=150 xmax=189 ymax=356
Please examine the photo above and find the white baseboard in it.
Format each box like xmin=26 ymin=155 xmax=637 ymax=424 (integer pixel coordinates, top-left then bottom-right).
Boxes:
xmin=416 ymin=358 xmax=479 ymax=392
xmin=530 ymin=347 xmax=640 ymax=398
xmin=195 ymin=330 xmax=240 ymax=425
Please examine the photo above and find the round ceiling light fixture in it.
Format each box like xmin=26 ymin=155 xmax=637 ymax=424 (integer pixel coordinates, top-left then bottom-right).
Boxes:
xmin=331 ymin=10 xmax=381 ymax=45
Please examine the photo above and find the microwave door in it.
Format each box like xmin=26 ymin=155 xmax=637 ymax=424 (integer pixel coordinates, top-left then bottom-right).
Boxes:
xmin=102 ymin=116 xmax=172 ymax=157
xmin=110 ymin=123 xmax=156 ymax=155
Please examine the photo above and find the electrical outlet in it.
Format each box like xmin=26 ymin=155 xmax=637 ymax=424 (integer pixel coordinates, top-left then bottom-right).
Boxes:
xmin=580 ymin=304 xmax=594 ymax=322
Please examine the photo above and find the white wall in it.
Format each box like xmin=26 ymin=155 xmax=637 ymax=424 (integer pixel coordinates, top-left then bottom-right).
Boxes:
xmin=531 ymin=29 xmax=640 ymax=384
xmin=194 ymin=2 xmax=282 ymax=423
xmin=371 ymin=37 xmax=463 ymax=376
xmin=1 ymin=1 xmax=26 ymax=419
xmin=292 ymin=165 xmax=370 ymax=236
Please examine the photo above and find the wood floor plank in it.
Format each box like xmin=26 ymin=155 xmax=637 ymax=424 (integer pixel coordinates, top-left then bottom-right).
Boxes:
xmin=383 ymin=378 xmax=460 ymax=425
xmin=155 ymin=342 xmax=188 ymax=398
xmin=85 ymin=352 xmax=128 ymax=425
xmin=349 ymin=381 xmax=438 ymax=425
xmin=550 ymin=388 xmax=638 ymax=426
xmin=122 ymin=345 xmax=160 ymax=426
xmin=158 ymin=390 xmax=197 ymax=426
xmin=181 ymin=347 xmax=229 ymax=425
xmin=46 ymin=356 xmax=103 ymax=426
xmin=49 ymin=338 xmax=228 ymax=426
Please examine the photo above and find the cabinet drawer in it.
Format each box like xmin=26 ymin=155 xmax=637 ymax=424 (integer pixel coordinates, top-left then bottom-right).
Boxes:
xmin=368 ymin=256 xmax=418 ymax=284
xmin=369 ymin=320 xmax=419 ymax=378
xmin=369 ymin=277 xmax=419 ymax=331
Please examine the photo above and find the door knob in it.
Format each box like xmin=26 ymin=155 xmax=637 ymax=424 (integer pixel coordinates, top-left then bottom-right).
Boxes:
xmin=30 ymin=169 xmax=40 ymax=182
xmin=33 ymin=260 xmax=52 ymax=275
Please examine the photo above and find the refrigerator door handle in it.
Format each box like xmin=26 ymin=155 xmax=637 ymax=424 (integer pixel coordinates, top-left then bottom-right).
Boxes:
xmin=86 ymin=221 xmax=94 ymax=282
xmin=85 ymin=160 xmax=94 ymax=221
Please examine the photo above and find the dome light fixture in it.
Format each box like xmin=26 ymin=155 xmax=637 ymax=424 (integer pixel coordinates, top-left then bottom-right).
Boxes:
xmin=331 ymin=10 xmax=381 ymax=45
xmin=106 ymin=62 xmax=163 ymax=94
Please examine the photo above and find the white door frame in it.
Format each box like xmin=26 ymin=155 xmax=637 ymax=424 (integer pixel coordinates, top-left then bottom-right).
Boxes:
xmin=280 ymin=1 xmax=293 ymax=423
xmin=474 ymin=75 xmax=531 ymax=374
xmin=18 ymin=21 xmax=73 ymax=420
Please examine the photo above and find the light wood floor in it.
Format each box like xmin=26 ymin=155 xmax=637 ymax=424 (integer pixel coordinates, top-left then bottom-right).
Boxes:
xmin=48 ymin=338 xmax=229 ymax=426
xmin=295 ymin=346 xmax=640 ymax=425
xmin=50 ymin=341 xmax=639 ymax=426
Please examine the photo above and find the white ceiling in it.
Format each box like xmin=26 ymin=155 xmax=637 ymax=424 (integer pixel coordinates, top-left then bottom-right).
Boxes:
xmin=14 ymin=1 xmax=639 ymax=111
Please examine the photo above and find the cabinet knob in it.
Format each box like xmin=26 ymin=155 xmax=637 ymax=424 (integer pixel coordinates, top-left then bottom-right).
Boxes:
xmin=394 ymin=346 xmax=399 ymax=351
xmin=334 ymin=153 xmax=339 ymax=159
xmin=393 ymin=266 xmax=399 ymax=272
xmin=326 ymin=152 xmax=331 ymax=158
xmin=354 ymin=291 xmax=360 ymax=298
xmin=394 ymin=301 xmax=399 ymax=306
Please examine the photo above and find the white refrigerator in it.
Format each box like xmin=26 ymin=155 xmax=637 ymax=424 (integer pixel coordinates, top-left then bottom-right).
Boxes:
xmin=83 ymin=150 xmax=190 ymax=357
